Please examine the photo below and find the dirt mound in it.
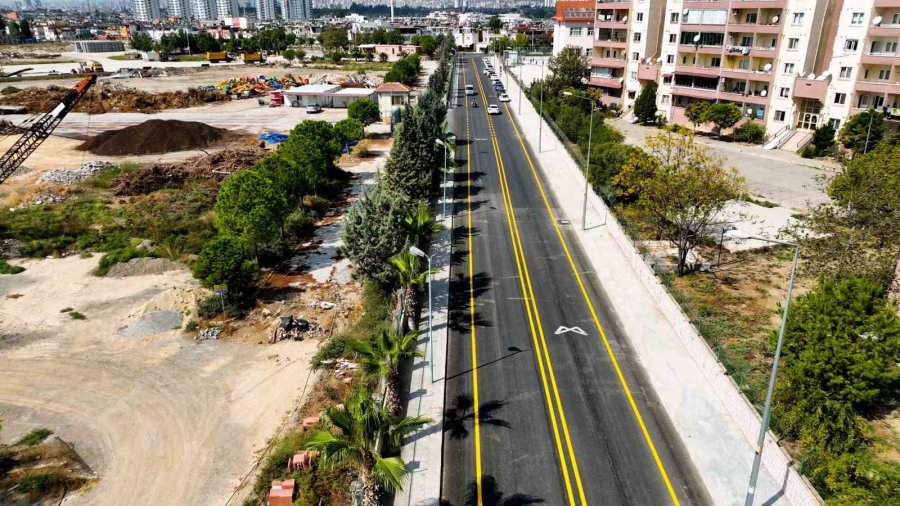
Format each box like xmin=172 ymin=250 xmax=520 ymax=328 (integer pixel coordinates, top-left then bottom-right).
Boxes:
xmin=112 ymin=147 xmax=265 ymax=196
xmin=105 ymin=257 xmax=184 ymax=277
xmin=79 ymin=119 xmax=239 ymax=155
xmin=0 ymin=83 xmax=229 ymax=114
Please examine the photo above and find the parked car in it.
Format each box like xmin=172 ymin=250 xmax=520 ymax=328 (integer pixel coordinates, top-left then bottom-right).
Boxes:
xmin=487 ymin=104 xmax=501 ymax=115
xmin=499 ymin=93 xmax=510 ymax=102
xmin=305 ymin=104 xmax=322 ymax=114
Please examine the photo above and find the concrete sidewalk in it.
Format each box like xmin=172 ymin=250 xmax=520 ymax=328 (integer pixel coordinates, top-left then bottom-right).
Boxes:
xmin=493 ymin=55 xmax=820 ymax=506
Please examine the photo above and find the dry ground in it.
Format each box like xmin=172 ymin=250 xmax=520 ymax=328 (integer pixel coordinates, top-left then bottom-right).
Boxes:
xmin=0 ymin=255 xmax=322 ymax=505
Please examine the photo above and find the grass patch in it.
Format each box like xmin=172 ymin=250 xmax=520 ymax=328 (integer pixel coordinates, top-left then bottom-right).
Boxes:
xmin=0 ymin=257 xmax=24 ymax=274
xmin=94 ymin=245 xmax=154 ymax=276
xmin=13 ymin=471 xmax=84 ymax=498
xmin=68 ymin=311 xmax=86 ymax=320
xmin=172 ymin=54 xmax=209 ymax=62
xmin=82 ymin=163 xmax=137 ymax=190
xmin=16 ymin=428 xmax=53 ymax=447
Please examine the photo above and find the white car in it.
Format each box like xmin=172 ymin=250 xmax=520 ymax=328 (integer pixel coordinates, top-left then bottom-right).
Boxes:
xmin=465 ymin=84 xmax=476 ymax=96
xmin=305 ymin=104 xmax=322 ymax=114
xmin=487 ymin=104 xmax=501 ymax=115
xmin=499 ymin=93 xmax=510 ymax=102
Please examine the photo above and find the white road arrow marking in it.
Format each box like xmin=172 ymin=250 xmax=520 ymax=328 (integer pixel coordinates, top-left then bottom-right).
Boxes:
xmin=554 ymin=326 xmax=587 ymax=336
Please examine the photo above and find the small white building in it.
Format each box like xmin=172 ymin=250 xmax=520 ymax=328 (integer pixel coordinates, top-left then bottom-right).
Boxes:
xmin=282 ymin=84 xmax=341 ymax=107
xmin=332 ymin=88 xmax=376 ymax=108
xmin=374 ymin=82 xmax=412 ymax=123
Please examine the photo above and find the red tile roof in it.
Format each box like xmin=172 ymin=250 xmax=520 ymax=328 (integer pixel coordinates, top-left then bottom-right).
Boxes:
xmin=376 ymin=82 xmax=412 ymax=93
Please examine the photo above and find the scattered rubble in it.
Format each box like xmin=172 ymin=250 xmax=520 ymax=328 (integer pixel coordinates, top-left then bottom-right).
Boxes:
xmin=39 ymin=160 xmax=112 ymax=184
xmin=217 ymin=74 xmax=307 ymax=96
xmin=17 ymin=190 xmax=66 ymax=208
xmin=0 ymin=82 xmax=229 ymax=114
xmin=198 ymin=327 xmax=221 ymax=340
xmin=79 ymin=119 xmax=240 ymax=156
xmin=111 ymin=147 xmax=265 ymax=195
xmin=0 ymin=119 xmax=26 ymax=135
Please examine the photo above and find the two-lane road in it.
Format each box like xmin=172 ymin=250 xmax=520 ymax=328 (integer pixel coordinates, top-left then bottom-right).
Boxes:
xmin=441 ymin=55 xmax=704 ymax=506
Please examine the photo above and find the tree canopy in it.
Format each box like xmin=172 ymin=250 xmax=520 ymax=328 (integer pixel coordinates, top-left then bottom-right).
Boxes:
xmin=192 ymin=236 xmax=259 ymax=302
xmin=547 ymin=46 xmax=588 ymax=92
xmin=319 ymin=25 xmax=350 ymax=51
xmin=838 ymin=109 xmax=884 ymax=155
xmin=633 ymin=81 xmax=658 ymax=124
xmin=214 ymin=170 xmax=288 ymax=248
xmin=703 ymin=103 xmax=742 ymax=137
xmin=349 ymin=99 xmax=382 ymax=126
xmin=684 ymin=102 xmax=710 ymax=131
xmin=340 ymin=186 xmax=411 ymax=285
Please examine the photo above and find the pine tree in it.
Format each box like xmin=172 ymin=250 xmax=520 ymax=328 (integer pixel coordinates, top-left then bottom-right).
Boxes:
xmin=340 ymin=185 xmax=411 ymax=285
xmin=382 ymin=105 xmax=431 ymax=201
xmin=633 ymin=81 xmax=658 ymax=124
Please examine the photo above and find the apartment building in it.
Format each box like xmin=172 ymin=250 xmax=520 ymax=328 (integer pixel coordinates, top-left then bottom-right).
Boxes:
xmin=131 ymin=0 xmax=160 ymax=22
xmin=552 ymin=0 xmax=900 ymax=141
xmin=552 ymin=1 xmax=595 ymax=56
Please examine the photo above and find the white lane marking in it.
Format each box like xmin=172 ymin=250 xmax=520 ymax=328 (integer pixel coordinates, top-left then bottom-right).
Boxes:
xmin=554 ymin=326 xmax=588 ymax=336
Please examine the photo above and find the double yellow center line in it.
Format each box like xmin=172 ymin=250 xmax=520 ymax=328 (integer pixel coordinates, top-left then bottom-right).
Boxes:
xmin=470 ymin=58 xmax=588 ymax=506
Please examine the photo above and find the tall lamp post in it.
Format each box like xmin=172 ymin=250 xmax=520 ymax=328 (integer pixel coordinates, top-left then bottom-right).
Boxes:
xmin=726 ymin=231 xmax=800 ymax=506
xmin=520 ymin=60 xmax=546 ymax=151
xmin=409 ymin=246 xmax=435 ymax=383
xmin=435 ymin=134 xmax=456 ymax=220
xmin=562 ymin=91 xmax=597 ymax=230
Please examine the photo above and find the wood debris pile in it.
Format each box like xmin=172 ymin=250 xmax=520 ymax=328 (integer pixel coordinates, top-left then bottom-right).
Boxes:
xmin=112 ymin=148 xmax=265 ymax=196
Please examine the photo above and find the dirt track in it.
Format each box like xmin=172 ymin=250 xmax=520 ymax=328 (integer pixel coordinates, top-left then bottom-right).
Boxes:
xmin=0 ymin=256 xmax=319 ymax=505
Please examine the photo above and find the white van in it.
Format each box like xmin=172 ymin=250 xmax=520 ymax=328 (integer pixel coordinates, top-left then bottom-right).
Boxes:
xmin=465 ymin=84 xmax=476 ymax=96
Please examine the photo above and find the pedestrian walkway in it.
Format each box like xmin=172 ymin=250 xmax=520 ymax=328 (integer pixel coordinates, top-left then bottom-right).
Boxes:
xmin=493 ymin=55 xmax=821 ymax=506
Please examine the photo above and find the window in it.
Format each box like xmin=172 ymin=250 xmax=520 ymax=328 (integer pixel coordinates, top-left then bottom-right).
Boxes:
xmin=587 ymin=27 xmax=594 ymax=36
xmin=858 ymin=95 xmax=869 ymax=108
xmin=845 ymin=39 xmax=858 ymax=51
xmin=792 ymin=12 xmax=804 ymax=25
xmin=879 ymin=69 xmax=891 ymax=80
xmin=840 ymin=66 xmax=852 ymax=78
xmin=788 ymin=38 xmax=799 ymax=50
xmin=783 ymin=62 xmax=795 ymax=74
xmin=780 ymin=87 xmax=790 ymax=98
xmin=834 ymin=92 xmax=847 ymax=105
xmin=710 ymin=57 xmax=721 ymax=67
xmin=893 ymin=13 xmax=900 ymax=24
xmin=738 ymin=59 xmax=750 ymax=70
xmin=631 ymin=71 xmax=638 ymax=80
xmin=670 ymin=13 xmax=679 ymax=23
xmin=774 ymin=110 xmax=786 ymax=122
xmin=637 ymin=12 xmax=644 ymax=22
xmin=663 ymin=75 xmax=672 ymax=84
xmin=666 ymin=54 xmax=675 ymax=63
xmin=873 ymin=95 xmax=885 ymax=107
xmin=633 ymin=32 xmax=642 ymax=42
xmin=632 ymin=51 xmax=640 ymax=60
xmin=830 ymin=119 xmax=841 ymax=131
xmin=570 ymin=27 xmax=582 ymax=36
xmin=888 ymin=42 xmax=898 ymax=53
xmin=628 ymin=91 xmax=636 ymax=99
xmin=391 ymin=95 xmax=404 ymax=105
xmin=851 ymin=12 xmax=864 ymax=25
xmin=668 ymin=33 xmax=677 ymax=43
xmin=871 ymin=40 xmax=882 ymax=53
xmin=661 ymin=94 xmax=670 ymax=105
xmin=684 ymin=9 xmax=727 ymax=25
xmin=745 ymin=13 xmax=758 ymax=24
xmin=740 ymin=35 xmax=753 ymax=46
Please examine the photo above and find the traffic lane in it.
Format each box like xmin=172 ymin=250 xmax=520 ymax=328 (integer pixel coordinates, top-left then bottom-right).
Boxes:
xmin=475 ymin=67 xmax=692 ymax=504
xmin=442 ymin=88 xmax=567 ymax=504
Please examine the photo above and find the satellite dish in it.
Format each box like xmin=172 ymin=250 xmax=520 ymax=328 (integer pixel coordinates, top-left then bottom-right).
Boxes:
xmin=622 ymin=15 xmax=628 ymax=22
xmin=772 ymin=15 xmax=779 ymax=23
xmin=760 ymin=89 xmax=767 ymax=97
xmin=873 ymin=16 xmax=883 ymax=26
xmin=693 ymin=34 xmax=701 ymax=42
xmin=763 ymin=62 xmax=772 ymax=71
xmin=808 ymin=72 xmax=816 ymax=79
xmin=683 ymin=9 xmax=689 ymax=15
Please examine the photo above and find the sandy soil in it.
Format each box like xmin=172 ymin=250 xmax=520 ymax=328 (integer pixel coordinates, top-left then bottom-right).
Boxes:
xmin=0 ymin=256 xmax=320 ymax=506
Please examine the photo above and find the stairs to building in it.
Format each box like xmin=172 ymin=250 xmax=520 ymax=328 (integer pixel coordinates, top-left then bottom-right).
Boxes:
xmin=763 ymin=126 xmax=794 ymax=150
xmin=779 ymin=128 xmax=814 ymax=153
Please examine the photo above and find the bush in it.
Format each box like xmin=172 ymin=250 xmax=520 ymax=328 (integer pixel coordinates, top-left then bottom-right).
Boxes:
xmin=800 ymin=145 xmax=816 ymax=158
xmin=16 ymin=428 xmax=53 ymax=446
xmin=285 ymin=208 xmax=317 ymax=241
xmin=192 ymin=236 xmax=259 ymax=303
xmin=0 ymin=85 xmax=20 ymax=95
xmin=95 ymin=246 xmax=153 ymax=276
xmin=733 ymin=121 xmax=766 ymax=144
xmin=69 ymin=311 xmax=86 ymax=320
xmin=0 ymin=257 xmax=24 ymax=274
xmin=348 ymin=99 xmax=381 ymax=126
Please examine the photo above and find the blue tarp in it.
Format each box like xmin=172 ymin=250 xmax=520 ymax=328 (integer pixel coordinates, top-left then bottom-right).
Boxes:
xmin=258 ymin=132 xmax=288 ymax=143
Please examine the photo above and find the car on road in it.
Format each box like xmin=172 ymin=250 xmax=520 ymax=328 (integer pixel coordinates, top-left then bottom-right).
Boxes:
xmin=305 ymin=104 xmax=322 ymax=114
xmin=487 ymin=104 xmax=501 ymax=114
xmin=499 ymin=93 xmax=510 ymax=102
xmin=465 ymin=84 xmax=476 ymax=96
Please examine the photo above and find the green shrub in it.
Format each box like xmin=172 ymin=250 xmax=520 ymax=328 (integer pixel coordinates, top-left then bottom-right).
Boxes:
xmin=0 ymin=257 xmax=24 ymax=274
xmin=83 ymin=163 xmax=137 ymax=190
xmin=800 ymin=145 xmax=816 ymax=158
xmin=14 ymin=471 xmax=79 ymax=497
xmin=285 ymin=208 xmax=317 ymax=241
xmin=0 ymin=85 xmax=20 ymax=95
xmin=16 ymin=428 xmax=53 ymax=446
xmin=69 ymin=311 xmax=86 ymax=320
xmin=733 ymin=121 xmax=766 ymax=144
xmin=95 ymin=246 xmax=153 ymax=276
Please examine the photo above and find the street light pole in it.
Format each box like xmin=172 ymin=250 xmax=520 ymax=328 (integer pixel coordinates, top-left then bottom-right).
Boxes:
xmin=409 ymin=246 xmax=434 ymax=383
xmin=435 ymin=135 xmax=456 ymax=220
xmin=563 ymin=91 xmax=596 ymax=230
xmin=742 ymin=237 xmax=800 ymax=506
xmin=518 ymin=61 xmax=523 ymax=115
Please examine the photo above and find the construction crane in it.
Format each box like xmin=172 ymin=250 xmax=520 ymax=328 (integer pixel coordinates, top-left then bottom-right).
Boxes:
xmin=0 ymin=74 xmax=96 ymax=186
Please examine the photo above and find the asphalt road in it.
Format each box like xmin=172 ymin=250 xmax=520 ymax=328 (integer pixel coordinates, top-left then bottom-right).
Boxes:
xmin=441 ymin=55 xmax=704 ymax=506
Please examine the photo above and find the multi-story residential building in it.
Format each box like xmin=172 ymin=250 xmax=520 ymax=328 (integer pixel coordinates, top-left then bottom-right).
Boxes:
xmin=280 ymin=0 xmax=313 ymax=20
xmin=216 ymin=0 xmax=239 ymax=18
xmin=257 ymin=0 xmax=276 ymax=20
xmin=131 ymin=0 xmax=160 ymax=21
xmin=168 ymin=0 xmax=191 ymax=19
xmin=190 ymin=0 xmax=217 ymax=20
xmin=551 ymin=0 xmax=900 ymax=144
xmin=552 ymin=1 xmax=595 ymax=56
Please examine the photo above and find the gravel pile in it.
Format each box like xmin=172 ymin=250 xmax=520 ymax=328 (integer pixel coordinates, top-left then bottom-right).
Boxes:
xmin=40 ymin=161 xmax=112 ymax=185
xmin=117 ymin=310 xmax=183 ymax=337
xmin=17 ymin=190 xmax=66 ymax=208
xmin=198 ymin=327 xmax=220 ymax=340
xmin=105 ymin=257 xmax=183 ymax=278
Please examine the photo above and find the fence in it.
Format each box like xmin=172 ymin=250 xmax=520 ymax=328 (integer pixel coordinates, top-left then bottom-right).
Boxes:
xmin=499 ymin=55 xmax=822 ymax=506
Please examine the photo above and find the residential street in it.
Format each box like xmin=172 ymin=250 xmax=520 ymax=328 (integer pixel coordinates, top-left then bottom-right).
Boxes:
xmin=441 ymin=54 xmax=702 ymax=506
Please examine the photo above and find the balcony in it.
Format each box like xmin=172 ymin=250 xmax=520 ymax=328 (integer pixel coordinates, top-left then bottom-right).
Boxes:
xmin=718 ymin=90 xmax=770 ymax=105
xmin=868 ymin=24 xmax=900 ymax=36
xmin=596 ymin=19 xmax=628 ymax=29
xmin=638 ymin=63 xmax=660 ymax=80
xmin=727 ymin=23 xmax=782 ymax=34
xmin=855 ymin=79 xmax=900 ymax=94
xmin=595 ymin=38 xmax=627 ymax=49
xmin=728 ymin=0 xmax=786 ymax=7
xmin=679 ymin=44 xmax=725 ymax=55
xmin=874 ymin=0 xmax=900 ymax=6
xmin=684 ymin=0 xmax=728 ymax=7
xmin=793 ymin=76 xmax=829 ymax=100
xmin=596 ymin=0 xmax=630 ymax=6
xmin=600 ymin=94 xmax=623 ymax=106
xmin=672 ymin=85 xmax=719 ymax=100
xmin=589 ymin=76 xmax=624 ymax=88
xmin=591 ymin=56 xmax=627 ymax=68
xmin=674 ymin=65 xmax=722 ymax=78
xmin=719 ymin=68 xmax=774 ymax=81
xmin=861 ymin=52 xmax=899 ymax=65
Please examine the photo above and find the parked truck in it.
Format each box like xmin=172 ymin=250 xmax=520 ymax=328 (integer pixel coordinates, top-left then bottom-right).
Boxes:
xmin=241 ymin=52 xmax=264 ymax=63
xmin=78 ymin=60 xmax=105 ymax=73
xmin=206 ymin=51 xmax=228 ymax=63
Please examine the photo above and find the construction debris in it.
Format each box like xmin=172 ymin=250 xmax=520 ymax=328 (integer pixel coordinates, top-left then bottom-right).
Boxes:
xmin=198 ymin=327 xmax=221 ymax=340
xmin=17 ymin=190 xmax=66 ymax=208
xmin=216 ymin=74 xmax=306 ymax=96
xmin=39 ymin=160 xmax=112 ymax=184
xmin=0 ymin=119 xmax=26 ymax=135
xmin=79 ymin=119 xmax=240 ymax=156
xmin=112 ymin=147 xmax=265 ymax=196
xmin=0 ymin=82 xmax=229 ymax=114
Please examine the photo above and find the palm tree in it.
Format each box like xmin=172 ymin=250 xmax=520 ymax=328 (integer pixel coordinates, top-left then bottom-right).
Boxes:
xmin=351 ymin=329 xmax=423 ymax=413
xmin=403 ymin=202 xmax=444 ymax=249
xmin=304 ymin=389 xmax=431 ymax=506
xmin=389 ymin=250 xmax=432 ymax=332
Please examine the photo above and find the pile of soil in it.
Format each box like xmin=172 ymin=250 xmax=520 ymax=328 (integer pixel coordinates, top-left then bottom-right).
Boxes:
xmin=112 ymin=147 xmax=266 ymax=195
xmin=0 ymin=83 xmax=229 ymax=114
xmin=106 ymin=257 xmax=184 ymax=277
xmin=79 ymin=119 xmax=239 ymax=155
